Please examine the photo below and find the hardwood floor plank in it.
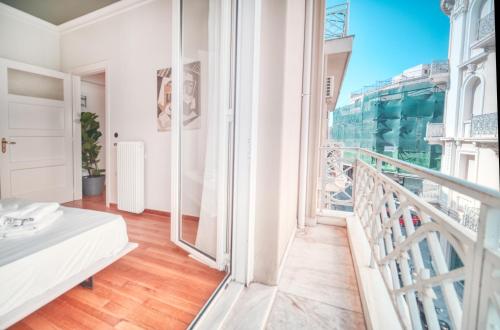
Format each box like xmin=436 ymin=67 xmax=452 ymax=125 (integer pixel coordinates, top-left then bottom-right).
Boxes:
xmin=59 ymin=295 xmax=122 ymax=326
xmin=114 ymin=320 xmax=144 ymax=330
xmin=17 ymin=314 xmax=61 ymax=330
xmin=10 ymin=195 xmax=225 ymax=330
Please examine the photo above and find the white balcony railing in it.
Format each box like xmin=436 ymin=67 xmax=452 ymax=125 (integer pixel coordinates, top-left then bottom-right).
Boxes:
xmin=319 ymin=143 xmax=354 ymax=210
xmin=318 ymin=145 xmax=500 ymax=329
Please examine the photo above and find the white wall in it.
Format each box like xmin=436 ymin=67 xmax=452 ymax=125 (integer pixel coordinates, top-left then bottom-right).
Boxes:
xmin=60 ymin=0 xmax=173 ymax=211
xmin=253 ymin=0 xmax=286 ymax=284
xmin=0 ymin=3 xmax=60 ymax=70
xmin=253 ymin=0 xmax=305 ymax=285
xmin=277 ymin=0 xmax=305 ymax=269
xmin=81 ymin=74 xmax=106 ymax=175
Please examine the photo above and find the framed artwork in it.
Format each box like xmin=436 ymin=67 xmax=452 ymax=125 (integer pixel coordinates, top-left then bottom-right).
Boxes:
xmin=157 ymin=67 xmax=172 ymax=131
xmin=157 ymin=61 xmax=201 ymax=131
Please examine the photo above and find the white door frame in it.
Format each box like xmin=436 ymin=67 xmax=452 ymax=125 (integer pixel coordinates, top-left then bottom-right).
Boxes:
xmin=69 ymin=61 xmax=111 ymax=206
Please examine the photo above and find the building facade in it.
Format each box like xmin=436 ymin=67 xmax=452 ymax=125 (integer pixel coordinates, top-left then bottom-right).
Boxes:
xmin=427 ymin=0 xmax=497 ymax=225
xmin=330 ymin=63 xmax=447 ymax=170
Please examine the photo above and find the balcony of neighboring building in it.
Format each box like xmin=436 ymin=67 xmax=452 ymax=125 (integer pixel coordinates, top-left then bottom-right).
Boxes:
xmin=470 ymin=112 xmax=498 ymax=138
xmin=323 ymin=3 xmax=353 ymax=109
xmin=471 ymin=9 xmax=495 ymax=49
xmin=429 ymin=59 xmax=450 ymax=87
xmin=425 ymin=122 xmax=445 ymax=145
xmin=460 ymin=113 xmax=498 ymax=150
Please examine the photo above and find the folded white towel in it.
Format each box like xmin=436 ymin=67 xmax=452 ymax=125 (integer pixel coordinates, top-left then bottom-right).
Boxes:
xmin=0 ymin=202 xmax=60 ymax=227
xmin=0 ymin=203 xmax=19 ymax=220
xmin=0 ymin=210 xmax=63 ymax=239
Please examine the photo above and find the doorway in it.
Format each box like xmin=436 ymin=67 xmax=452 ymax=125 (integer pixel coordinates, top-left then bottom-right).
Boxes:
xmin=71 ymin=63 xmax=111 ymax=207
xmin=80 ymin=72 xmax=107 ymax=207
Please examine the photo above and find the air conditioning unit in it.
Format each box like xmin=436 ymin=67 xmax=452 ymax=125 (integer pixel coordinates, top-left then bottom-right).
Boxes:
xmin=325 ymin=76 xmax=334 ymax=101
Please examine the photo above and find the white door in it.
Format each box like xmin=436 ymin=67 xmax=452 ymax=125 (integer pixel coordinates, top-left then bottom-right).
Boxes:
xmin=0 ymin=58 xmax=75 ymax=203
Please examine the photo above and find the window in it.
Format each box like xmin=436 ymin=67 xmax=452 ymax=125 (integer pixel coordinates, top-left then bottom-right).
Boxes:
xmin=463 ymin=77 xmax=482 ymax=137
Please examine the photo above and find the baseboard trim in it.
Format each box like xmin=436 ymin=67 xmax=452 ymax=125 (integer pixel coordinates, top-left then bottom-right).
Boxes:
xmin=109 ymin=203 xmax=171 ymax=218
xmin=276 ymin=226 xmax=297 ymax=284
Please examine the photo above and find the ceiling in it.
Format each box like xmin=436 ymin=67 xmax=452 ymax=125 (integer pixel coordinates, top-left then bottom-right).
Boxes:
xmin=0 ymin=0 xmax=122 ymax=25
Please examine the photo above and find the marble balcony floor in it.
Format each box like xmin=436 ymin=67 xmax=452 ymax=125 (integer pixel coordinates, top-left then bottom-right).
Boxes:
xmin=266 ymin=225 xmax=366 ymax=330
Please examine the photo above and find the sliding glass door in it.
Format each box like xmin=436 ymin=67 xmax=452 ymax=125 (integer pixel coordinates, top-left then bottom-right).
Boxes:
xmin=171 ymin=0 xmax=235 ymax=271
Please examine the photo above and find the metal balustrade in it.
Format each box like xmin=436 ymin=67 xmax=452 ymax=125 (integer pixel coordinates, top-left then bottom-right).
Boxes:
xmin=471 ymin=113 xmax=498 ymax=137
xmin=430 ymin=60 xmax=449 ymax=75
xmin=325 ymin=3 xmax=349 ymax=40
xmin=477 ymin=11 xmax=495 ymax=41
xmin=318 ymin=145 xmax=500 ymax=329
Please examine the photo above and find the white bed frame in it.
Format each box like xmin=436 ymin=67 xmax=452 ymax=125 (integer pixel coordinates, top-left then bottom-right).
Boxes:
xmin=0 ymin=242 xmax=138 ymax=328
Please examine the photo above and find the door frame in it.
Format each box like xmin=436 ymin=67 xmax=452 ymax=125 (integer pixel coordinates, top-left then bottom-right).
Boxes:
xmin=70 ymin=61 xmax=111 ymax=206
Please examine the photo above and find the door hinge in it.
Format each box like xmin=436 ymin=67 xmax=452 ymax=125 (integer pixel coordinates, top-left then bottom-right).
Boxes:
xmin=226 ymin=108 xmax=234 ymax=123
xmin=223 ymin=253 xmax=231 ymax=272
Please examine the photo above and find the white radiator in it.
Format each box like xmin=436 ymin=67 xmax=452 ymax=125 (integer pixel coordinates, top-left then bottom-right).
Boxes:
xmin=117 ymin=141 xmax=145 ymax=213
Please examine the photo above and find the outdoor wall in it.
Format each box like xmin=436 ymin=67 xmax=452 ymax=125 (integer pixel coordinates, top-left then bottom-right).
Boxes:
xmin=253 ymin=0 xmax=305 ymax=285
xmin=481 ymin=51 xmax=497 ymax=115
xmin=81 ymin=75 xmax=106 ymax=175
xmin=0 ymin=3 xmax=60 ymax=70
xmin=60 ymin=0 xmax=177 ymax=212
xmin=476 ymin=147 xmax=499 ymax=190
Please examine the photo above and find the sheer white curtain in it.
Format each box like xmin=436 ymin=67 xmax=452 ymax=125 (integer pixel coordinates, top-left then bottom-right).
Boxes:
xmin=195 ymin=0 xmax=220 ymax=258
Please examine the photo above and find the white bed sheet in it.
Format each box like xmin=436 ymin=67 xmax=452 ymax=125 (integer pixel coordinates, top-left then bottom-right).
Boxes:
xmin=0 ymin=199 xmax=129 ymax=318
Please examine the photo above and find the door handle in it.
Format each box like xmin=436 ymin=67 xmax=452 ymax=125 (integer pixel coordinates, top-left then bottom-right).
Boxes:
xmin=1 ymin=138 xmax=16 ymax=154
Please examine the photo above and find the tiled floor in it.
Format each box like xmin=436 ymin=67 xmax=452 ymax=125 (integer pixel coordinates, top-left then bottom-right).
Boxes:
xmin=266 ymin=225 xmax=366 ymax=330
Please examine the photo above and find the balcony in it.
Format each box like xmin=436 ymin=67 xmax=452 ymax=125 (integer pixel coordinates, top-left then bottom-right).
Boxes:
xmin=429 ymin=60 xmax=449 ymax=86
xmin=425 ymin=122 xmax=445 ymax=144
xmin=478 ymin=12 xmax=495 ymax=41
xmin=325 ymin=3 xmax=349 ymax=40
xmin=472 ymin=11 xmax=495 ymax=49
xmin=317 ymin=145 xmax=500 ymax=329
xmin=471 ymin=112 xmax=498 ymax=137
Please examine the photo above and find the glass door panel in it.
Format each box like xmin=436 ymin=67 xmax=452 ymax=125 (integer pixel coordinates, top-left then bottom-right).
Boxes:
xmin=172 ymin=0 xmax=234 ymax=270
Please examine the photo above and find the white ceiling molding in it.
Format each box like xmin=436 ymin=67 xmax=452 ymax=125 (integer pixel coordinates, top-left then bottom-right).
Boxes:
xmin=1 ymin=0 xmax=157 ymax=36
xmin=0 ymin=2 xmax=58 ymax=34
xmin=58 ymin=0 xmax=156 ymax=35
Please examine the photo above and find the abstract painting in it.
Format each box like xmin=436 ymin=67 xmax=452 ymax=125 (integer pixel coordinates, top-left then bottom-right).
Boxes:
xmin=157 ymin=61 xmax=201 ymax=131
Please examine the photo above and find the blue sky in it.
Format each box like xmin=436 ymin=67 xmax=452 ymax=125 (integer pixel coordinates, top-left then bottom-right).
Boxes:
xmin=330 ymin=0 xmax=450 ymax=106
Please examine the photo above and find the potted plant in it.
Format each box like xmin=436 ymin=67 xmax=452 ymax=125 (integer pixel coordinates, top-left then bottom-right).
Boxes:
xmin=81 ymin=111 xmax=105 ymax=196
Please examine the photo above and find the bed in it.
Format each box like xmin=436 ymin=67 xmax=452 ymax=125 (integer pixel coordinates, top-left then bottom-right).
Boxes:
xmin=0 ymin=198 xmax=138 ymax=328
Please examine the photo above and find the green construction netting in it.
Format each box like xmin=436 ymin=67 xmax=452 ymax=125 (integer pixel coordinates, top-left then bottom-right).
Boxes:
xmin=329 ymin=81 xmax=444 ymax=170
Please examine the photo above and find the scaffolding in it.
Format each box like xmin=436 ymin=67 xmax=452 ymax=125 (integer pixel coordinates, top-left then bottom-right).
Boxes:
xmin=330 ymin=80 xmax=445 ymax=170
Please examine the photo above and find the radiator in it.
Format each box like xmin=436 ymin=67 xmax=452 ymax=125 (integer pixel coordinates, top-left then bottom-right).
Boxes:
xmin=117 ymin=141 xmax=145 ymax=213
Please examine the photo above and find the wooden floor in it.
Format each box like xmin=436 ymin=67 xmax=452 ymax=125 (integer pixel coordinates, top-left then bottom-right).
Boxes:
xmin=10 ymin=195 xmax=226 ymax=330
